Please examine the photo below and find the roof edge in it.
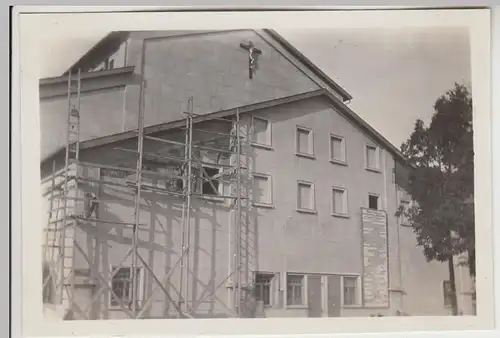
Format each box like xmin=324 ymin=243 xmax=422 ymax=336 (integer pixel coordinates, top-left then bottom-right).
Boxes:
xmin=40 ymin=66 xmax=136 ymax=87
xmin=263 ymin=29 xmax=353 ymax=102
xmin=40 ymin=88 xmax=406 ymax=167
xmin=63 ymin=31 xmax=131 ymax=75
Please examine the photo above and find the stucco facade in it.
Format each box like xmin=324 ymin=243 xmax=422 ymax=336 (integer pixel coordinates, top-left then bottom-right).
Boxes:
xmin=40 ymin=29 xmax=473 ymax=320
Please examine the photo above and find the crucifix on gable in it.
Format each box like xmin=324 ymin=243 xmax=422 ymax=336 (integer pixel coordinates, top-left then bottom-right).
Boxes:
xmin=240 ymin=41 xmax=262 ymax=80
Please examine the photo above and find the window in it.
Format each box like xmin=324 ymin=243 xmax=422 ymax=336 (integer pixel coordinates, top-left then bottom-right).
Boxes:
xmin=297 ymin=181 xmax=315 ymax=212
xmin=42 ymin=264 xmax=53 ymax=304
xmin=343 ymin=276 xmax=359 ymax=306
xmin=251 ymin=117 xmax=272 ymax=147
xmin=199 ymin=166 xmax=221 ymax=196
xmin=332 ymin=187 xmax=348 ymax=216
xmin=443 ymin=280 xmax=454 ymax=307
xmin=287 ymin=274 xmax=304 ymax=306
xmin=330 ymin=134 xmax=347 ymax=163
xmin=252 ymin=174 xmax=272 ymax=206
xmin=366 ymin=144 xmax=380 ymax=170
xmin=400 ymin=200 xmax=410 ymax=226
xmin=254 ymin=273 xmax=274 ymax=306
xmin=368 ymin=194 xmax=379 ymax=210
xmin=110 ymin=267 xmax=141 ymax=308
xmin=296 ymin=126 xmax=314 ymax=157
xmin=109 ymin=59 xmax=115 ymax=69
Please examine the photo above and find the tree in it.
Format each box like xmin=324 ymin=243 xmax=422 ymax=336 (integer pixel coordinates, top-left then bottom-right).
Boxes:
xmin=397 ymin=83 xmax=474 ymax=315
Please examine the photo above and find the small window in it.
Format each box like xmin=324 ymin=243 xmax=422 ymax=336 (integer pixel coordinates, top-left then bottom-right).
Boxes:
xmin=109 ymin=59 xmax=115 ymax=69
xmin=297 ymin=181 xmax=315 ymax=212
xmin=287 ymin=274 xmax=304 ymax=306
xmin=296 ymin=126 xmax=314 ymax=157
xmin=253 ymin=174 xmax=272 ymax=206
xmin=252 ymin=117 xmax=272 ymax=147
xmin=254 ymin=273 xmax=274 ymax=306
xmin=330 ymin=134 xmax=346 ymax=163
xmin=443 ymin=280 xmax=454 ymax=307
xmin=366 ymin=144 xmax=380 ymax=170
xmin=343 ymin=276 xmax=359 ymax=306
xmin=42 ymin=264 xmax=54 ymax=304
xmin=400 ymin=200 xmax=410 ymax=225
xmin=199 ymin=166 xmax=221 ymax=196
xmin=368 ymin=194 xmax=379 ymax=210
xmin=332 ymin=187 xmax=348 ymax=216
xmin=111 ymin=267 xmax=141 ymax=308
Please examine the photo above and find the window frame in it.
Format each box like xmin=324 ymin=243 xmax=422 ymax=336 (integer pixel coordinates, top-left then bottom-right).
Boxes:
xmin=296 ymin=180 xmax=316 ymax=214
xmin=400 ymin=200 xmax=411 ymax=226
xmin=295 ymin=125 xmax=315 ymax=159
xmin=368 ymin=193 xmax=380 ymax=210
xmin=331 ymin=186 xmax=349 ymax=218
xmin=365 ymin=143 xmax=381 ymax=172
xmin=109 ymin=266 xmax=144 ymax=310
xmin=329 ymin=133 xmax=347 ymax=165
xmin=286 ymin=274 xmax=306 ymax=307
xmin=195 ymin=164 xmax=226 ymax=202
xmin=341 ymin=275 xmax=362 ymax=307
xmin=252 ymin=173 xmax=273 ymax=208
xmin=254 ymin=272 xmax=276 ymax=307
xmin=250 ymin=116 xmax=273 ymax=150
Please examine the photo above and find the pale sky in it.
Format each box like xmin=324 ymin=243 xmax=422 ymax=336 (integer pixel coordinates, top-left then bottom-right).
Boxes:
xmin=41 ymin=28 xmax=471 ymax=150
xmin=279 ymin=28 xmax=471 ymax=148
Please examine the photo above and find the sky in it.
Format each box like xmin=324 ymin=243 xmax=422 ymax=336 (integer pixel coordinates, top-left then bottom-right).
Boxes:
xmin=40 ymin=27 xmax=471 ymax=150
xmin=279 ymin=27 xmax=471 ymax=148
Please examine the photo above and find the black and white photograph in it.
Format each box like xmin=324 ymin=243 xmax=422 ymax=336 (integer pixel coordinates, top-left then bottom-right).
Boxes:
xmin=13 ymin=7 xmax=494 ymax=336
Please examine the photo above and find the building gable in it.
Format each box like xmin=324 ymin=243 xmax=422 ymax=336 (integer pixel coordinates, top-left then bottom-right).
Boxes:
xmin=40 ymin=89 xmax=406 ymax=182
xmin=40 ymin=29 xmax=355 ymax=161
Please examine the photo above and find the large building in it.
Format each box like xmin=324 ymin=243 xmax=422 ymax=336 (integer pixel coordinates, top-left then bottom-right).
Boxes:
xmin=39 ymin=30 xmax=475 ymax=320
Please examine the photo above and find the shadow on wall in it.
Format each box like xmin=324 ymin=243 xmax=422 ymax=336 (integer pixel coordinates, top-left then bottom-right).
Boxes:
xmin=75 ymin=182 xmax=263 ymax=318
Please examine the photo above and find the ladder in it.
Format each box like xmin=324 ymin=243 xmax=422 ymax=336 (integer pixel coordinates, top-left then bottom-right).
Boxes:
xmin=229 ymin=109 xmax=254 ymax=317
xmin=59 ymin=69 xmax=82 ymax=317
xmin=42 ymin=161 xmax=62 ymax=303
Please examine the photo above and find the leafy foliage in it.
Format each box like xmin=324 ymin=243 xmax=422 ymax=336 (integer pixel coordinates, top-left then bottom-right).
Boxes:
xmin=397 ymin=83 xmax=474 ymax=273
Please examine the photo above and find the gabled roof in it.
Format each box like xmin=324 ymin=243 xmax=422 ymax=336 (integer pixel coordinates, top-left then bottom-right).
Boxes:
xmin=62 ymin=29 xmax=352 ymax=102
xmin=40 ymin=88 xmax=406 ymax=170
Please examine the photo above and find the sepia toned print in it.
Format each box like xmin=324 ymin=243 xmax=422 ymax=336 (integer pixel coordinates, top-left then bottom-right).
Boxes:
xmin=38 ymin=28 xmax=475 ymax=320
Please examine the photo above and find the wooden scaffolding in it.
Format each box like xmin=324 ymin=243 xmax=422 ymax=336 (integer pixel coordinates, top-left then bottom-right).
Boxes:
xmin=42 ymin=69 xmax=252 ymax=320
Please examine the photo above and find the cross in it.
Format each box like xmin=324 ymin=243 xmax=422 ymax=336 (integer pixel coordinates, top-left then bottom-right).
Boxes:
xmin=240 ymin=41 xmax=262 ymax=80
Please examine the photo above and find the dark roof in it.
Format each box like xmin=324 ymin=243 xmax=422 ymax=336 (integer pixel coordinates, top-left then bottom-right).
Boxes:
xmin=40 ymin=88 xmax=406 ymax=169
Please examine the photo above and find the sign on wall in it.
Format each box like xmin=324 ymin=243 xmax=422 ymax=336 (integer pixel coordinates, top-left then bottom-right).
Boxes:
xmin=361 ymin=208 xmax=389 ymax=308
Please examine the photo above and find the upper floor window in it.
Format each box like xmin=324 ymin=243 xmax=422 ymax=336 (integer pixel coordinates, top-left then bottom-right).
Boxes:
xmin=251 ymin=116 xmax=272 ymax=148
xmin=297 ymin=181 xmax=316 ymax=213
xmin=365 ymin=144 xmax=380 ymax=171
xmin=296 ymin=126 xmax=315 ymax=158
xmin=252 ymin=173 xmax=273 ymax=207
xmin=368 ymin=193 xmax=380 ymax=210
xmin=332 ymin=186 xmax=349 ymax=217
xmin=330 ymin=134 xmax=347 ymax=164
